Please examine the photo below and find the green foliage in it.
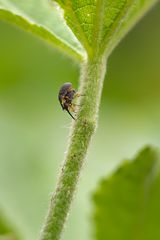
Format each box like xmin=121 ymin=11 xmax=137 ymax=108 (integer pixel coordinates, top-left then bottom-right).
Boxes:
xmin=0 ymin=1 xmax=159 ymax=240
xmin=0 ymin=0 xmax=158 ymax=59
xmin=93 ymin=147 xmax=160 ymax=240
xmin=0 ymin=210 xmax=20 ymax=240
xmin=0 ymin=0 xmax=84 ymax=61
xmin=52 ymin=0 xmax=158 ymax=58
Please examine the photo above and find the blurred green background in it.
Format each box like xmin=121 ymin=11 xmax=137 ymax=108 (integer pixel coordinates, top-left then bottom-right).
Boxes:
xmin=0 ymin=3 xmax=160 ymax=240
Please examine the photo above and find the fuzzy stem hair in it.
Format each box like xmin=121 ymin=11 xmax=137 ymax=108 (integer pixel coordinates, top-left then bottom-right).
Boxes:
xmin=39 ymin=54 xmax=107 ymax=240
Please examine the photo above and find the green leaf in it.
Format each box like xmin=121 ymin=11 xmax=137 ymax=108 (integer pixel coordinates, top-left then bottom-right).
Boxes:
xmin=92 ymin=146 xmax=160 ymax=240
xmin=0 ymin=209 xmax=20 ymax=240
xmin=0 ymin=0 xmax=84 ymax=61
xmin=52 ymin=0 xmax=158 ymax=58
xmin=0 ymin=0 xmax=158 ymax=61
xmin=101 ymin=0 xmax=160 ymax=57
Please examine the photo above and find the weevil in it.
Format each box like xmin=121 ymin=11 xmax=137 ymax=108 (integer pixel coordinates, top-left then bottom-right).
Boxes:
xmin=58 ymin=82 xmax=78 ymax=120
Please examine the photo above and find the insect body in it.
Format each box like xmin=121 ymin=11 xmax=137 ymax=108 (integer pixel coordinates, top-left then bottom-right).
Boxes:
xmin=58 ymin=82 xmax=76 ymax=120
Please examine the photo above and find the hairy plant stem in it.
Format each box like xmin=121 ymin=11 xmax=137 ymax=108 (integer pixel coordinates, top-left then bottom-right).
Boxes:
xmin=39 ymin=54 xmax=107 ymax=240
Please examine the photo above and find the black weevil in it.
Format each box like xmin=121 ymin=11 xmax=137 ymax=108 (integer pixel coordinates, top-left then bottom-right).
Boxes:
xmin=58 ymin=82 xmax=77 ymax=120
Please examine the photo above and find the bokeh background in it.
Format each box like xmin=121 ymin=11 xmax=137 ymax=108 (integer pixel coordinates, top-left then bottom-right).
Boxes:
xmin=0 ymin=2 xmax=160 ymax=240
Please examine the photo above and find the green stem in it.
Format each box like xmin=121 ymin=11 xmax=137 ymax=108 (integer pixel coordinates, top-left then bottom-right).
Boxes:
xmin=39 ymin=54 xmax=107 ymax=240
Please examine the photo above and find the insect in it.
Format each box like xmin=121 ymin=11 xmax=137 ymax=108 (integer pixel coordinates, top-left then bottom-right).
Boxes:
xmin=58 ymin=82 xmax=77 ymax=120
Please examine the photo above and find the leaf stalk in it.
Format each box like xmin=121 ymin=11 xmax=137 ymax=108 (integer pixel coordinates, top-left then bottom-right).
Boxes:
xmin=39 ymin=54 xmax=107 ymax=240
